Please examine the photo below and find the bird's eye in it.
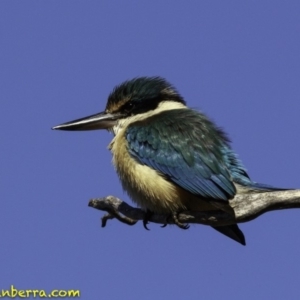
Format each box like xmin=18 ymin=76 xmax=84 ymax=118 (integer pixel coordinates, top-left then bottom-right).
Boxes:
xmin=123 ymin=101 xmax=135 ymax=113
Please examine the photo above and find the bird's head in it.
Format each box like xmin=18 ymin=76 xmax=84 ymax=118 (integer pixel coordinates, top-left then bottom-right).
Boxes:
xmin=52 ymin=77 xmax=186 ymax=132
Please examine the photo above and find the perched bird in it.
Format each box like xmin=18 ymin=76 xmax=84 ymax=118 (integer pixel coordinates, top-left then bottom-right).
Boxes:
xmin=53 ymin=77 xmax=285 ymax=245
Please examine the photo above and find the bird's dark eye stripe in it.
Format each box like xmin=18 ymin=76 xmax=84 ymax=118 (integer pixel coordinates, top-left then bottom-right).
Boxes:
xmin=120 ymin=98 xmax=161 ymax=115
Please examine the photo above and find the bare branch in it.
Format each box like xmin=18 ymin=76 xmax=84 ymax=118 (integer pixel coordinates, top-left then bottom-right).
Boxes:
xmin=88 ymin=190 xmax=300 ymax=227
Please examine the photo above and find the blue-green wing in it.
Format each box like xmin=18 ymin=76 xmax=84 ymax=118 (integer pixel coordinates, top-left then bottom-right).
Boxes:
xmin=126 ymin=109 xmax=241 ymax=201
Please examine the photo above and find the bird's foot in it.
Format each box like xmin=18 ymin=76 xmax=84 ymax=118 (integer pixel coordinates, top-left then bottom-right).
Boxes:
xmin=172 ymin=212 xmax=189 ymax=230
xmin=143 ymin=210 xmax=154 ymax=230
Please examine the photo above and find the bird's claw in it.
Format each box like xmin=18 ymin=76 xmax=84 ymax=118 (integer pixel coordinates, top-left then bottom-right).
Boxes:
xmin=172 ymin=212 xmax=189 ymax=230
xmin=143 ymin=210 xmax=153 ymax=230
xmin=143 ymin=219 xmax=150 ymax=230
xmin=143 ymin=210 xmax=189 ymax=230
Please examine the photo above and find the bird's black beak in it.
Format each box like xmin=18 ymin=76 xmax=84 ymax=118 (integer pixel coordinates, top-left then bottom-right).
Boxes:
xmin=52 ymin=111 xmax=121 ymax=131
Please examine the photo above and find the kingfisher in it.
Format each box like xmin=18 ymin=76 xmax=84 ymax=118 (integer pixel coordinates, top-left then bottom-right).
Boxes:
xmin=53 ymin=76 xmax=286 ymax=246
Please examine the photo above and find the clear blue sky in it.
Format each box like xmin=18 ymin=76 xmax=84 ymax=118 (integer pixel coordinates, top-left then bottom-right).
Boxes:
xmin=1 ymin=1 xmax=300 ymax=299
